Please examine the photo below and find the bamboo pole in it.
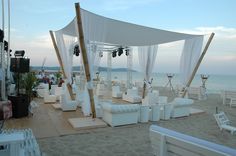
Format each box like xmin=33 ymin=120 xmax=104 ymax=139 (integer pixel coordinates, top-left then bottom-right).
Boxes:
xmin=142 ymin=82 xmax=146 ymax=99
xmin=182 ymin=33 xmax=215 ymax=97
xmin=75 ymin=3 xmax=96 ymax=118
xmin=49 ymin=30 xmax=75 ymax=100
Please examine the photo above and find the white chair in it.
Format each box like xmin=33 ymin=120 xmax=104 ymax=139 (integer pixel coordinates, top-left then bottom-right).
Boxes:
xmin=221 ymin=90 xmax=236 ymax=105
xmin=169 ymin=97 xmax=194 ymax=118
xmin=112 ymin=85 xmax=122 ymax=98
xmin=0 ymin=129 xmax=41 ymax=156
xmin=122 ymin=87 xmax=142 ymax=103
xmin=149 ymin=125 xmax=236 ymax=156
xmin=44 ymin=90 xmax=57 ymax=104
xmin=214 ymin=112 xmax=236 ymax=135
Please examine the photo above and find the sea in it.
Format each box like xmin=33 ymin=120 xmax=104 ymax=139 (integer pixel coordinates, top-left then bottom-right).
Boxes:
xmin=98 ymin=71 xmax=236 ymax=94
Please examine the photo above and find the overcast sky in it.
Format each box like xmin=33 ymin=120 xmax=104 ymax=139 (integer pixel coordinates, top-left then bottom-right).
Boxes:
xmin=1 ymin=0 xmax=236 ymax=75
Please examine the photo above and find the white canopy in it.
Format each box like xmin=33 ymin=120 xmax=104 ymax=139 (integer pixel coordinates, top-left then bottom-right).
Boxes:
xmin=51 ymin=6 xmax=208 ymax=116
xmin=55 ymin=9 xmax=202 ymax=46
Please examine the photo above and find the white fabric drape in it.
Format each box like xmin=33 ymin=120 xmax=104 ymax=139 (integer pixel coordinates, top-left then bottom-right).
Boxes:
xmin=179 ymin=36 xmax=204 ymax=86
xmin=54 ymin=31 xmax=75 ymax=84
xmin=61 ymin=9 xmax=201 ymax=46
xmin=138 ymin=45 xmax=158 ymax=82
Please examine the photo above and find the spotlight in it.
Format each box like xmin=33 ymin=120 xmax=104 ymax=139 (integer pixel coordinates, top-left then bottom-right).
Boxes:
xmin=99 ymin=51 xmax=103 ymax=57
xmin=118 ymin=47 xmax=123 ymax=56
xmin=74 ymin=45 xmax=80 ymax=56
xmin=4 ymin=40 xmax=8 ymax=51
xmin=125 ymin=49 xmax=129 ymax=56
xmin=0 ymin=29 xmax=3 ymax=42
xmin=14 ymin=50 xmax=25 ymax=57
xmin=112 ymin=50 xmax=117 ymax=58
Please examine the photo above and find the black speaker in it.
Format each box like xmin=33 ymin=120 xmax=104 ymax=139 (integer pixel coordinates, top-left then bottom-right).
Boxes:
xmin=10 ymin=58 xmax=30 ymax=73
xmin=8 ymin=95 xmax=29 ymax=118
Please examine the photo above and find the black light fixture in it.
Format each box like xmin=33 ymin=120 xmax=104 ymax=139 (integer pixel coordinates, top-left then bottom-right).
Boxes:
xmin=14 ymin=50 xmax=25 ymax=57
xmin=99 ymin=51 xmax=103 ymax=57
xmin=125 ymin=49 xmax=129 ymax=56
xmin=4 ymin=40 xmax=8 ymax=51
xmin=0 ymin=29 xmax=3 ymax=42
xmin=118 ymin=47 xmax=123 ymax=56
xmin=112 ymin=50 xmax=117 ymax=58
xmin=74 ymin=45 xmax=80 ymax=56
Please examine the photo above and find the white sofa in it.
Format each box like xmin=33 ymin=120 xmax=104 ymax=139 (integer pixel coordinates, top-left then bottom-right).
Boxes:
xmin=112 ymin=86 xmax=122 ymax=98
xmin=169 ymin=97 xmax=194 ymax=118
xmin=101 ymin=102 xmax=140 ymax=127
xmin=122 ymin=87 xmax=142 ymax=103
xmin=150 ymin=125 xmax=236 ymax=156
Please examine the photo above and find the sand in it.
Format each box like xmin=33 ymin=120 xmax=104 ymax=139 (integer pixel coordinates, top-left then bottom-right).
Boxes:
xmin=4 ymin=88 xmax=236 ymax=156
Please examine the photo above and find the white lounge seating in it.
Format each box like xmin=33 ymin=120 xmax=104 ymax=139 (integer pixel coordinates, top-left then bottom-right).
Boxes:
xmin=96 ymin=83 xmax=106 ymax=97
xmin=142 ymin=91 xmax=159 ymax=105
xmin=122 ymin=87 xmax=142 ymax=103
xmin=36 ymin=83 xmax=49 ymax=98
xmin=101 ymin=102 xmax=140 ymax=127
xmin=214 ymin=112 xmax=236 ymax=135
xmin=112 ymin=85 xmax=122 ymax=98
xmin=149 ymin=125 xmax=236 ymax=156
xmin=44 ymin=90 xmax=57 ymax=104
xmin=169 ymin=97 xmax=194 ymax=118
xmin=0 ymin=129 xmax=41 ymax=156
xmin=221 ymin=90 xmax=236 ymax=105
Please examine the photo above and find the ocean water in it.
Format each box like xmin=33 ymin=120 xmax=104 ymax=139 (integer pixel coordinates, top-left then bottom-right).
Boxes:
xmin=98 ymin=71 xmax=236 ymax=94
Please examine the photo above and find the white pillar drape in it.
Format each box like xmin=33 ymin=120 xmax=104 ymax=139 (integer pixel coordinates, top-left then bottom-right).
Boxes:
xmin=138 ymin=45 xmax=158 ymax=82
xmin=179 ymin=36 xmax=204 ymax=86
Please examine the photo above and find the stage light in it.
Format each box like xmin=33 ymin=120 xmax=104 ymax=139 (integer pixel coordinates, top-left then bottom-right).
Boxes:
xmin=4 ymin=40 xmax=8 ymax=51
xmin=99 ymin=51 xmax=103 ymax=57
xmin=125 ymin=49 xmax=129 ymax=56
xmin=118 ymin=47 xmax=123 ymax=56
xmin=14 ymin=50 xmax=25 ymax=57
xmin=0 ymin=29 xmax=3 ymax=42
xmin=112 ymin=50 xmax=117 ymax=58
xmin=74 ymin=45 xmax=80 ymax=56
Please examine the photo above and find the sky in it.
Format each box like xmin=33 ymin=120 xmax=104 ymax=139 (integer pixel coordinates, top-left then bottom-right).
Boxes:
xmin=1 ymin=0 xmax=236 ymax=75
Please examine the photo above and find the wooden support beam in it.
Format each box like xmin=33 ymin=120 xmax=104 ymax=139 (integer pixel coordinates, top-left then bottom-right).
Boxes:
xmin=49 ymin=30 xmax=75 ymax=100
xmin=182 ymin=33 xmax=215 ymax=97
xmin=75 ymin=3 xmax=96 ymax=118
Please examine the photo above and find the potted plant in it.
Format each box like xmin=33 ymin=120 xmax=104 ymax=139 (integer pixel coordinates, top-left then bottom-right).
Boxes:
xmin=23 ymin=72 xmax=38 ymax=102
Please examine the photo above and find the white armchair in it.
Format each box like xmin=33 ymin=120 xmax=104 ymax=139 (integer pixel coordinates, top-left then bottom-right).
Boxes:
xmin=112 ymin=86 xmax=122 ymax=98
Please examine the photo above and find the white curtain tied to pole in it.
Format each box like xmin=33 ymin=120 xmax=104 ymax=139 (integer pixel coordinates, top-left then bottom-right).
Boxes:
xmin=138 ymin=45 xmax=158 ymax=82
xmin=54 ymin=31 xmax=75 ymax=84
xmin=179 ymin=36 xmax=204 ymax=86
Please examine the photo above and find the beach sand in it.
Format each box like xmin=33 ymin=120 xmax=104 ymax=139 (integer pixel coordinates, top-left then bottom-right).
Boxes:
xmin=4 ymin=88 xmax=236 ymax=156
